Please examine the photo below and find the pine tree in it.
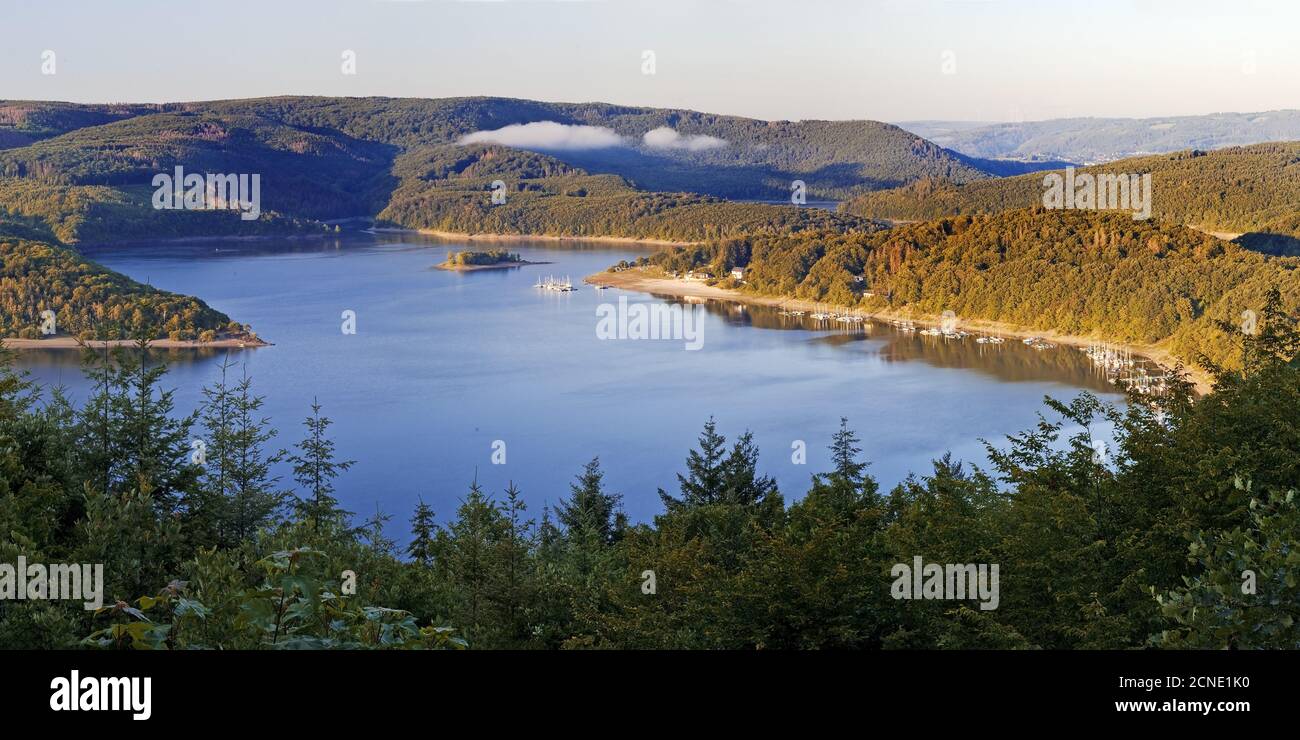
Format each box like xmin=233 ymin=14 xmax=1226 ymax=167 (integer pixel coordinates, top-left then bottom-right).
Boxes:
xmin=659 ymin=417 xmax=728 ymax=511
xmin=407 ymin=497 xmax=438 ymax=565
xmin=660 ymin=419 xmax=777 ymax=510
xmin=829 ymin=417 xmax=868 ymax=485
xmin=124 ymin=337 xmax=200 ymax=509
xmin=288 ymin=398 xmax=354 ymax=529
xmin=557 ymin=457 xmax=622 ymax=545
xmin=190 ymin=356 xmax=237 ymax=547
xmin=720 ymin=430 xmax=778 ymax=507
xmin=76 ymin=339 xmax=118 ymax=496
xmin=225 ymin=366 xmax=286 ymax=541
xmin=489 ymin=481 xmax=535 ymax=647
xmin=444 ymin=479 xmax=502 ymax=640
xmin=78 ymin=336 xmax=199 ymax=510
xmin=361 ymin=502 xmax=395 ymax=556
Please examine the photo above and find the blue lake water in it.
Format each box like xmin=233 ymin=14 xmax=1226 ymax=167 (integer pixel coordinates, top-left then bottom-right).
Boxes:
xmin=16 ymin=233 xmax=1123 ymax=536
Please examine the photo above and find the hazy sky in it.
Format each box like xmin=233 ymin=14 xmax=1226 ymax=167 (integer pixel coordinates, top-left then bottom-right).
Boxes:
xmin=3 ymin=0 xmax=1297 ymax=123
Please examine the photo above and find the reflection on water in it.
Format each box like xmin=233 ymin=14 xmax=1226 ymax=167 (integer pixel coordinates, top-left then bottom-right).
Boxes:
xmin=662 ymin=298 xmax=1122 ymax=393
xmin=13 ymin=234 xmax=1126 ymax=534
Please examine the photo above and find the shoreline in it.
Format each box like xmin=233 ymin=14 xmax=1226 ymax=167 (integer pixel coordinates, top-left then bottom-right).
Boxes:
xmin=3 ymin=335 xmax=271 ymax=351
xmin=75 ymin=232 xmax=332 ymax=248
xmin=586 ymin=268 xmax=1213 ymax=394
xmin=413 ymin=229 xmax=696 ymax=248
xmin=434 ymin=259 xmax=548 ymax=272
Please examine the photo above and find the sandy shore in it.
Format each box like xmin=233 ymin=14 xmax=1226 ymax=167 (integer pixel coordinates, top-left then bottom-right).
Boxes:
xmin=415 ymin=229 xmax=695 ymax=248
xmin=1188 ymin=225 xmax=1244 ymax=242
xmin=3 ymin=336 xmax=271 ymax=351
xmin=77 ymin=232 xmax=330 ymax=248
xmin=586 ymin=268 xmax=1213 ymax=393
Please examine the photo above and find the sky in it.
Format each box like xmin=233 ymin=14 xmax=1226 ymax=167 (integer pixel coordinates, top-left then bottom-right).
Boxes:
xmin=3 ymin=0 xmax=1298 ymax=123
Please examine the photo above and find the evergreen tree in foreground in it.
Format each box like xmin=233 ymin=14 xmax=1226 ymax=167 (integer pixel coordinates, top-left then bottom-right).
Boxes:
xmin=557 ymin=457 xmax=623 ymax=545
xmin=407 ymin=497 xmax=438 ymax=565
xmin=288 ymin=398 xmax=354 ymax=529
xmin=659 ymin=417 xmax=777 ymax=511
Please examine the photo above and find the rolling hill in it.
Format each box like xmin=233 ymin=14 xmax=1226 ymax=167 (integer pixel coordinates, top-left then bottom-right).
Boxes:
xmin=642 ymin=208 xmax=1300 ymax=371
xmin=842 ymin=143 xmax=1300 ymax=254
xmin=0 ymin=96 xmax=996 ymax=213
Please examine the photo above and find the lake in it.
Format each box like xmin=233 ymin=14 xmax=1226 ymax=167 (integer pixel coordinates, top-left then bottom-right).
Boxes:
xmin=15 ymin=232 xmax=1123 ymax=536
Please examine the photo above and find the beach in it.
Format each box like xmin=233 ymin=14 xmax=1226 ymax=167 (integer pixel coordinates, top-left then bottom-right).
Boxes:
xmin=3 ymin=335 xmax=270 ymax=351
xmin=585 ymin=268 xmax=1213 ymax=393
xmin=415 ymin=229 xmax=696 ymax=248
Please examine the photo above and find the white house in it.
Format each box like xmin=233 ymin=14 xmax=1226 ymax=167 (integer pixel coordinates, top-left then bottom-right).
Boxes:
xmin=730 ymin=267 xmax=745 ymax=280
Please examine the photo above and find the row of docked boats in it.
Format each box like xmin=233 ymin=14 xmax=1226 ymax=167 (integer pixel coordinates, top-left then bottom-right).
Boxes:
xmin=534 ymin=275 xmax=578 ymax=292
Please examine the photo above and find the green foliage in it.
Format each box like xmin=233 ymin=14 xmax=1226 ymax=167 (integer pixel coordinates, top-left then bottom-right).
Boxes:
xmin=84 ymin=553 xmax=466 ymax=650
xmin=446 ymin=249 xmax=522 ymax=266
xmin=0 ymin=231 xmax=235 ymax=340
xmin=645 ymin=208 xmax=1300 ymax=371
xmin=2 ymin=315 xmax=1299 ymax=648
xmin=378 ymin=144 xmax=884 ymax=242
xmin=288 ymin=399 xmax=354 ymax=529
xmin=844 ymin=143 xmax=1300 ymax=245
xmin=1154 ymin=485 xmax=1300 ymax=649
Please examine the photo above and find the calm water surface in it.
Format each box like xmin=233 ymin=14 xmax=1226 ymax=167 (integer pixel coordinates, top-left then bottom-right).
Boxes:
xmin=16 ymin=233 xmax=1123 ymax=535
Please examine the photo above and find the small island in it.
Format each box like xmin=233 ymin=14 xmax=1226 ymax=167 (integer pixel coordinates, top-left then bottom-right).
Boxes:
xmin=435 ymin=249 xmax=547 ymax=271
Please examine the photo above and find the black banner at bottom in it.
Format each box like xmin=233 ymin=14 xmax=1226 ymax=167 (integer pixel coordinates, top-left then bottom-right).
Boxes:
xmin=1 ymin=649 xmax=1284 ymax=726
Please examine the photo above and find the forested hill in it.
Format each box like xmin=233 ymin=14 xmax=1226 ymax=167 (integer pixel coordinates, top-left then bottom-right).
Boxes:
xmin=642 ymin=208 xmax=1300 ymax=371
xmin=377 ymin=143 xmax=885 ymax=241
xmin=188 ymin=97 xmax=1005 ymax=196
xmin=842 ymin=142 xmax=1300 ymax=254
xmin=0 ymin=97 xmax=901 ymax=244
xmin=0 ymin=220 xmax=238 ymax=341
xmin=0 ymin=96 xmax=994 ymax=206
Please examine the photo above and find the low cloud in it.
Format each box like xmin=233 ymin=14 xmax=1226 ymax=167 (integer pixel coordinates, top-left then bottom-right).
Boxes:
xmin=642 ymin=127 xmax=728 ymax=152
xmin=459 ymin=121 xmax=626 ymax=150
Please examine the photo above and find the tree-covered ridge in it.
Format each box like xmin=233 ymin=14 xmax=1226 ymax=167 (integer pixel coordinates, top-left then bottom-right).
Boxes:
xmin=0 ymin=101 xmax=164 ymax=144
xmin=0 ymin=111 xmax=398 ymax=220
xmin=378 ymin=143 xmax=887 ymax=241
xmin=2 ymin=96 xmax=994 ymax=202
xmin=0 ymin=230 xmax=237 ymax=340
xmin=205 ymin=96 xmax=996 ymax=198
xmin=0 ymin=178 xmax=321 ymax=245
xmin=642 ymin=208 xmax=1300 ymax=371
xmin=842 ymin=143 xmax=1300 ymax=248
xmin=2 ymin=299 xmax=1297 ymax=649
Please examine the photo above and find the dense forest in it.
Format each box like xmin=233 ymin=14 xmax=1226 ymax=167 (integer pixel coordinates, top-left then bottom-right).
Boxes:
xmin=640 ymin=208 xmax=1300 ymax=371
xmin=378 ymin=144 xmax=885 ymax=241
xmin=843 ymin=143 xmax=1300 ymax=250
xmin=1 ymin=296 xmax=1296 ymax=649
xmin=443 ymin=250 xmax=523 ymax=267
xmin=0 ymin=96 xmax=992 ymax=205
xmin=0 ymin=223 xmax=238 ymax=341
xmin=0 ymin=98 xmax=910 ymax=245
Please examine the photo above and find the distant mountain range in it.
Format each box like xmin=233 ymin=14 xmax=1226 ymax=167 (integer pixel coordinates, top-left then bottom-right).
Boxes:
xmin=899 ymin=111 xmax=1300 ymax=164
